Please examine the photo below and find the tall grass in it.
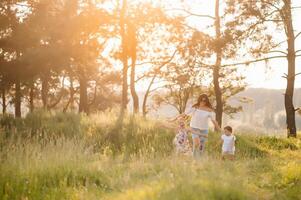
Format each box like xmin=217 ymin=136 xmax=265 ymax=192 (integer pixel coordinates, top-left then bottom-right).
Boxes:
xmin=0 ymin=110 xmax=300 ymax=200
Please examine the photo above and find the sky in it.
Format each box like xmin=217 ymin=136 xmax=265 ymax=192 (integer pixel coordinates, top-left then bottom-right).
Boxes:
xmin=138 ymin=0 xmax=301 ymax=90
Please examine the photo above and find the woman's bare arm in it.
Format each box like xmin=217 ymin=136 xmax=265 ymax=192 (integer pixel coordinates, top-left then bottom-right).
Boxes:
xmin=159 ymin=121 xmax=177 ymax=131
xmin=167 ymin=113 xmax=186 ymax=122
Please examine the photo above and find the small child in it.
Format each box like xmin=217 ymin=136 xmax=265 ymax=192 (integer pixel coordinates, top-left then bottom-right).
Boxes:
xmin=173 ymin=120 xmax=190 ymax=155
xmin=221 ymin=126 xmax=236 ymax=160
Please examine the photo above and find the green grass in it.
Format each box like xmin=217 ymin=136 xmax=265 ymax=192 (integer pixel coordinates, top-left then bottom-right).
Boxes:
xmin=0 ymin=110 xmax=301 ymax=200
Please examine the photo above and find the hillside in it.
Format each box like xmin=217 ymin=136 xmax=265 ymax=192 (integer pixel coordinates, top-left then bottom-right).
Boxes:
xmin=142 ymin=88 xmax=301 ymax=132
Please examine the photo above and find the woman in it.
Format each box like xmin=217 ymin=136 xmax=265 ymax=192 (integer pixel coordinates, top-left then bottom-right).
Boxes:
xmin=174 ymin=94 xmax=220 ymax=158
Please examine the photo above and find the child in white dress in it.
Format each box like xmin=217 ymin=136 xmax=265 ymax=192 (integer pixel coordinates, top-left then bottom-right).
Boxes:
xmin=221 ymin=126 xmax=236 ymax=160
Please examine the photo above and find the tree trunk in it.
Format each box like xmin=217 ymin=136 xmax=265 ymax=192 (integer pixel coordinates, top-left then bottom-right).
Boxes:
xmin=142 ymin=90 xmax=149 ymax=117
xmin=142 ymin=75 xmax=156 ymax=117
xmin=41 ymin=72 xmax=50 ymax=109
xmin=79 ymin=76 xmax=88 ymax=114
xmin=15 ymin=78 xmax=21 ymax=118
xmin=182 ymin=88 xmax=192 ymax=114
xmin=128 ymin=22 xmax=139 ymax=114
xmin=120 ymin=0 xmax=128 ymax=116
xmin=284 ymin=0 xmax=296 ymax=137
xmin=1 ymin=87 xmax=6 ymax=114
xmin=214 ymin=0 xmax=223 ymax=127
xmin=121 ymin=61 xmax=128 ymax=115
xmin=69 ymin=77 xmax=75 ymax=110
xmin=63 ymin=76 xmax=75 ymax=112
xmin=130 ymin=56 xmax=139 ymax=114
xmin=29 ymin=81 xmax=34 ymax=113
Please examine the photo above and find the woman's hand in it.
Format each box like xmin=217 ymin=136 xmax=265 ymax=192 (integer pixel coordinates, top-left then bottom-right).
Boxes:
xmin=211 ymin=119 xmax=221 ymax=132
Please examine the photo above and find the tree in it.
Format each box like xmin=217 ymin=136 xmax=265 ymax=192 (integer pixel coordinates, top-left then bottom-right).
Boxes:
xmin=32 ymin=0 xmax=110 ymax=114
xmin=88 ymin=71 xmax=122 ymax=112
xmin=114 ymin=1 xmax=172 ymax=114
xmin=21 ymin=0 xmax=70 ymax=110
xmin=213 ymin=0 xmax=223 ymax=126
xmin=225 ymin=0 xmax=301 ymax=137
xmin=128 ymin=22 xmax=139 ymax=113
xmin=0 ymin=0 xmax=36 ymax=117
xmin=171 ymin=1 xmax=248 ymax=127
xmin=152 ymin=42 xmax=208 ymax=114
xmin=141 ymin=50 xmax=178 ymax=117
xmin=119 ymin=0 xmax=128 ymax=116
xmin=0 ymin=58 xmax=11 ymax=114
xmin=0 ymin=0 xmax=120 ymax=116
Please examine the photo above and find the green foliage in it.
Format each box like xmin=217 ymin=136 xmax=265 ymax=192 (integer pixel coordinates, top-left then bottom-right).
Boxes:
xmin=273 ymin=162 xmax=301 ymax=200
xmin=0 ymin=110 xmax=175 ymax=157
xmin=257 ymin=137 xmax=299 ymax=151
xmin=1 ymin=110 xmax=83 ymax=138
xmin=0 ymin=113 xmax=16 ymax=130
xmin=25 ymin=110 xmax=83 ymax=138
xmin=83 ymin=115 xmax=175 ymax=157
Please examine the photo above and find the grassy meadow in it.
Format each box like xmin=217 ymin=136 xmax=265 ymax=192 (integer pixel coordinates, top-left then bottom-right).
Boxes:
xmin=0 ymin=110 xmax=301 ymax=200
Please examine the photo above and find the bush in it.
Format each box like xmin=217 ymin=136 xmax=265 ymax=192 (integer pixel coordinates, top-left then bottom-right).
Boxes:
xmin=0 ymin=110 xmax=83 ymax=139
xmin=85 ymin=116 xmax=175 ymax=157
xmin=0 ymin=114 xmax=16 ymax=130
xmin=256 ymin=137 xmax=299 ymax=151
xmin=273 ymin=162 xmax=301 ymax=200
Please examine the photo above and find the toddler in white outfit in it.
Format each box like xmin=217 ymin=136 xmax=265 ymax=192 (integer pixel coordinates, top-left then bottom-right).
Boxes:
xmin=221 ymin=126 xmax=236 ymax=160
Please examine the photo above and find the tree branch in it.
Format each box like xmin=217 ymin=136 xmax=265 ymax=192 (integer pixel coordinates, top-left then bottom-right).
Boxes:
xmin=295 ymin=31 xmax=301 ymax=40
xmin=149 ymin=86 xmax=166 ymax=93
xmin=268 ymin=50 xmax=287 ymax=55
xmin=282 ymin=72 xmax=301 ymax=79
xmin=165 ymin=8 xmax=215 ymax=20
xmin=291 ymin=6 xmax=301 ymax=9
xmin=295 ymin=72 xmax=301 ymax=77
xmin=48 ymin=94 xmax=64 ymax=109
xmin=296 ymin=50 xmax=301 ymax=54
xmin=136 ymin=49 xmax=178 ymax=82
xmin=221 ymin=55 xmax=289 ymax=67
xmin=260 ymin=0 xmax=282 ymax=12
xmin=195 ymin=61 xmax=214 ymax=68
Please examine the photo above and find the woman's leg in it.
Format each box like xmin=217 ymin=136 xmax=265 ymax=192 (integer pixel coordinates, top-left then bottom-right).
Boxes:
xmin=199 ymin=136 xmax=207 ymax=155
xmin=192 ymin=135 xmax=201 ymax=158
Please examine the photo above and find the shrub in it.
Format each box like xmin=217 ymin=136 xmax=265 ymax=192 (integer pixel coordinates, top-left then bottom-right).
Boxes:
xmin=257 ymin=137 xmax=299 ymax=151
xmin=1 ymin=110 xmax=83 ymax=138
xmin=85 ymin=116 xmax=175 ymax=157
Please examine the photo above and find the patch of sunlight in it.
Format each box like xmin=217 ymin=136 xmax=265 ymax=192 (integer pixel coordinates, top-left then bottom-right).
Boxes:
xmin=279 ymin=161 xmax=301 ymax=187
